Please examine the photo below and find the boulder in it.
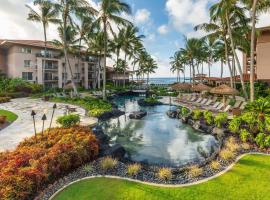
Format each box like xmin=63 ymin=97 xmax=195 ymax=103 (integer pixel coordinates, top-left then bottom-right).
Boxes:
xmin=103 ymin=144 xmax=126 ymax=159
xmin=129 ymin=111 xmax=147 ymax=119
xmin=138 ymin=99 xmax=163 ymax=107
xmin=166 ymin=110 xmax=178 ymax=118
xmin=92 ymin=126 xmax=110 ymax=144
xmin=98 ymin=109 xmax=125 ymax=121
xmin=212 ymin=127 xmax=226 ymax=139
xmin=193 ymin=121 xmax=213 ymax=133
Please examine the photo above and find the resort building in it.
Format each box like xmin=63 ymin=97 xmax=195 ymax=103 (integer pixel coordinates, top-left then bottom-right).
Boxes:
xmin=106 ymin=66 xmax=130 ymax=84
xmin=0 ymin=39 xmax=103 ymax=89
xmin=243 ymin=26 xmax=270 ymax=82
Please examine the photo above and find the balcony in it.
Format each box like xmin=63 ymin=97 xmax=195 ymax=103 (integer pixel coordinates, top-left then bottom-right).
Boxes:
xmin=36 ymin=52 xmax=61 ymax=59
xmin=82 ymin=57 xmax=98 ymax=63
xmin=44 ymin=76 xmax=59 ymax=82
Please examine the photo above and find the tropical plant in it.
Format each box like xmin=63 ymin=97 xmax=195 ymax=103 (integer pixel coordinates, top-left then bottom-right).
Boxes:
xmin=245 ymin=98 xmax=270 ymax=121
xmin=188 ymin=165 xmax=203 ymax=178
xmin=240 ymin=129 xmax=253 ymax=143
xmin=255 ymin=132 xmax=267 ymax=148
xmin=192 ymin=109 xmax=203 ymax=120
xmin=229 ymin=116 xmax=242 ymax=134
xmin=95 ymin=0 xmax=131 ymax=100
xmin=181 ymin=107 xmax=190 ymax=117
xmin=157 ymin=168 xmax=172 ymax=181
xmin=127 ymin=163 xmax=141 ymax=176
xmin=210 ymin=160 xmax=221 ymax=170
xmin=56 ymin=114 xmax=80 ymax=128
xmin=214 ymin=112 xmax=228 ymax=128
xmin=203 ymin=110 xmax=213 ymax=125
xmin=219 ymin=148 xmax=235 ymax=161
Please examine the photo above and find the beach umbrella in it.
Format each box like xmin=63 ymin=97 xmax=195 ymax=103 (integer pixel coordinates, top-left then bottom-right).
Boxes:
xmin=191 ymin=83 xmax=212 ymax=92
xmin=171 ymin=83 xmax=191 ymax=91
xmin=210 ymin=84 xmax=239 ymax=104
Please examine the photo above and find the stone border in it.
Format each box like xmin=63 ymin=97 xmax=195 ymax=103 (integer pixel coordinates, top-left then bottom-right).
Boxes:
xmin=49 ymin=152 xmax=270 ymax=200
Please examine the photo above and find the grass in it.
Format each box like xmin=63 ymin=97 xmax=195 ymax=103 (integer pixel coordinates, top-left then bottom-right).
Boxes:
xmin=0 ymin=109 xmax=18 ymax=122
xmin=53 ymin=154 xmax=270 ymax=200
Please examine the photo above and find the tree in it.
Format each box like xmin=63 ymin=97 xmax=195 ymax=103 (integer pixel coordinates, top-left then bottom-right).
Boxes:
xmin=170 ymin=51 xmax=184 ymax=82
xmin=95 ymin=0 xmax=131 ymax=100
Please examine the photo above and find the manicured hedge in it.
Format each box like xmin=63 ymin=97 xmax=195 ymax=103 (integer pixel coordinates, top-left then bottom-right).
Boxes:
xmin=0 ymin=126 xmax=99 ymax=200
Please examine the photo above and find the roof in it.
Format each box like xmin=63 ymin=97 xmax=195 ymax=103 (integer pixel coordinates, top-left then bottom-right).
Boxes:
xmin=0 ymin=39 xmax=59 ymax=50
xmin=210 ymin=84 xmax=239 ymax=95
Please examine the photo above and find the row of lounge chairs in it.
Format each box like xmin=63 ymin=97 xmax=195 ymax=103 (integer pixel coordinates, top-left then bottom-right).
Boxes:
xmin=176 ymin=94 xmax=247 ymax=114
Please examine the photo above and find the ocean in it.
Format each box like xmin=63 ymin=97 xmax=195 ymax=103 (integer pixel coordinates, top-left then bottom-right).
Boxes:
xmin=143 ymin=77 xmax=191 ymax=85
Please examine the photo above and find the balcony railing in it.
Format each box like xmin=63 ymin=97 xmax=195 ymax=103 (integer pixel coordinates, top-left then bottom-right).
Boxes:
xmin=36 ymin=52 xmax=61 ymax=59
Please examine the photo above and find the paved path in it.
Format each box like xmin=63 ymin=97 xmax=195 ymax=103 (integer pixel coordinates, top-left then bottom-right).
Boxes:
xmin=0 ymin=98 xmax=97 ymax=152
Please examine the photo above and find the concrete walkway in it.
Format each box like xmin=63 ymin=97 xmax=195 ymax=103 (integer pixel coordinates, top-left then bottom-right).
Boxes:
xmin=0 ymin=98 xmax=97 ymax=152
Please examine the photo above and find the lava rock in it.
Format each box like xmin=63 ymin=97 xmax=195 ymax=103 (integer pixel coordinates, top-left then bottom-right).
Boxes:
xmin=166 ymin=110 xmax=178 ymax=118
xmin=98 ymin=109 xmax=125 ymax=121
xmin=193 ymin=121 xmax=213 ymax=133
xmin=129 ymin=111 xmax=147 ymax=119
xmin=103 ymin=144 xmax=126 ymax=159
xmin=212 ymin=127 xmax=226 ymax=138
xmin=187 ymin=118 xmax=195 ymax=126
xmin=92 ymin=126 xmax=110 ymax=144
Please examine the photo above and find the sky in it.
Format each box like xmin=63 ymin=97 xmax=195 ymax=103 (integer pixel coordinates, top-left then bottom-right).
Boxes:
xmin=0 ymin=0 xmax=270 ymax=78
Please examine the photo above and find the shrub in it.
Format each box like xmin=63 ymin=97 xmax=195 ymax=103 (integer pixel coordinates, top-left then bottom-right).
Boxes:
xmin=255 ymin=133 xmax=267 ymax=149
xmin=203 ymin=110 xmax=213 ymax=125
xmin=264 ymin=136 xmax=270 ymax=147
xmin=241 ymin=143 xmax=251 ymax=150
xmin=127 ymin=163 xmax=141 ymax=176
xmin=181 ymin=107 xmax=190 ymax=117
xmin=89 ymin=108 xmax=108 ymax=117
xmin=229 ymin=117 xmax=242 ymax=134
xmin=240 ymin=129 xmax=253 ymax=143
xmin=56 ymin=114 xmax=80 ymax=128
xmin=210 ymin=161 xmax=221 ymax=171
xmin=225 ymin=137 xmax=240 ymax=152
xmin=241 ymin=113 xmax=258 ymax=132
xmin=214 ymin=112 xmax=228 ymax=128
xmin=219 ymin=149 xmax=235 ymax=161
xmin=0 ymin=97 xmax=11 ymax=103
xmin=0 ymin=126 xmax=99 ymax=200
xmin=192 ymin=109 xmax=203 ymax=120
xmin=144 ymin=97 xmax=159 ymax=104
xmin=157 ymin=168 xmax=172 ymax=181
xmin=83 ymin=165 xmax=93 ymax=173
xmin=100 ymin=157 xmax=118 ymax=171
xmin=188 ymin=166 xmax=203 ymax=178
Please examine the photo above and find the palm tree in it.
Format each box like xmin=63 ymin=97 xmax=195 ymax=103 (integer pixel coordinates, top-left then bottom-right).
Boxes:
xmin=95 ymin=0 xmax=131 ymax=100
xmin=139 ymin=53 xmax=157 ymax=86
xmin=170 ymin=51 xmax=184 ymax=82
xmin=241 ymin=0 xmax=270 ymax=101
xmin=130 ymin=41 xmax=144 ymax=82
xmin=51 ymin=0 xmax=97 ymax=95
xmin=210 ymin=0 xmax=249 ymax=100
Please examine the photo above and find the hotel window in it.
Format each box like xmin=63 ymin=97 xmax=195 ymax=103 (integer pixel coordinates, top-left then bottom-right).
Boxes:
xmin=21 ymin=47 xmax=32 ymax=54
xmin=24 ymin=60 xmax=31 ymax=68
xmin=22 ymin=72 xmax=33 ymax=80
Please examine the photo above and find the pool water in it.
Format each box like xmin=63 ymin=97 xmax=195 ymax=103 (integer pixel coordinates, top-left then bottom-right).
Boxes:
xmin=99 ymin=95 xmax=218 ymax=167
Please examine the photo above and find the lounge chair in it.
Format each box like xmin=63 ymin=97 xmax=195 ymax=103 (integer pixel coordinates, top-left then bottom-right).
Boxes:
xmin=194 ymin=97 xmax=203 ymax=104
xmin=223 ymin=105 xmax=232 ymax=112
xmin=211 ymin=103 xmax=225 ymax=112
xmin=240 ymin=102 xmax=247 ymax=110
xmin=205 ymin=99 xmax=213 ymax=106
xmin=233 ymin=100 xmax=242 ymax=109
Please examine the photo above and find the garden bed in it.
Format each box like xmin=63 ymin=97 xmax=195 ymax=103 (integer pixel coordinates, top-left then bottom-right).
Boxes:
xmin=0 ymin=109 xmax=18 ymax=131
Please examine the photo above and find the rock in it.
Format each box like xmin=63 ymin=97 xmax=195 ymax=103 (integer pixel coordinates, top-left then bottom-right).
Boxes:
xmin=98 ymin=109 xmax=125 ymax=121
xmin=181 ymin=116 xmax=191 ymax=124
xmin=92 ymin=126 xmax=110 ymax=144
xmin=212 ymin=127 xmax=226 ymax=139
xmin=103 ymin=144 xmax=126 ymax=159
xmin=193 ymin=121 xmax=213 ymax=133
xmin=166 ymin=110 xmax=178 ymax=118
xmin=137 ymin=99 xmax=163 ymax=107
xmin=129 ymin=111 xmax=147 ymax=119
xmin=187 ymin=119 xmax=195 ymax=126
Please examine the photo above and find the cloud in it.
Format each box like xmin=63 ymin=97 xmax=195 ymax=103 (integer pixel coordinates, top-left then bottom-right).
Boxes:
xmin=158 ymin=25 xmax=169 ymax=35
xmin=257 ymin=12 xmax=270 ymax=28
xmin=135 ymin=9 xmax=151 ymax=24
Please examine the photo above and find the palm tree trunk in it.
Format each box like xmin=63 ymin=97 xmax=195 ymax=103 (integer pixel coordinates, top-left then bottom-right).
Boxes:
xmin=42 ymin=22 xmax=47 ymax=90
xmin=124 ymin=53 xmax=127 ymax=88
xmin=102 ymin=19 xmax=107 ymax=100
xmin=192 ymin=60 xmax=195 ymax=86
xmin=189 ymin=65 xmax=192 ymax=84
xmin=221 ymin=61 xmax=224 ymax=78
xmin=98 ymin=54 xmax=101 ymax=89
xmin=208 ymin=61 xmax=211 ymax=78
xmin=226 ymin=11 xmax=248 ymax=99
xmin=250 ymin=0 xmax=258 ymax=102
xmin=224 ymin=39 xmax=234 ymax=88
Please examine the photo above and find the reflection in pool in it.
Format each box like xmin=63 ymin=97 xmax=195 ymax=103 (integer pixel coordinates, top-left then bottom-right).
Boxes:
xmin=99 ymin=95 xmax=218 ymax=167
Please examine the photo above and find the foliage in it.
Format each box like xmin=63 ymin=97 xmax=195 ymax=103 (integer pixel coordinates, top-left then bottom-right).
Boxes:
xmin=56 ymin=114 xmax=80 ymax=128
xmin=229 ymin=117 xmax=242 ymax=134
xmin=241 ymin=113 xmax=258 ymax=132
xmin=192 ymin=109 xmax=203 ymax=120
xmin=188 ymin=165 xmax=203 ymax=178
xmin=241 ymin=143 xmax=251 ymax=150
xmin=83 ymin=165 xmax=93 ymax=173
xmin=255 ymin=133 xmax=267 ymax=149
xmin=0 ymin=97 xmax=11 ymax=103
xmin=214 ymin=112 xmax=228 ymax=128
xmin=240 ymin=129 xmax=253 ymax=143
xmin=181 ymin=107 xmax=190 ymax=117
xmin=225 ymin=137 xmax=240 ymax=152
xmin=157 ymin=168 xmax=172 ymax=181
xmin=0 ymin=126 xmax=99 ymax=200
xmin=100 ymin=157 xmax=118 ymax=171
xmin=210 ymin=161 xmax=221 ymax=171
xmin=219 ymin=149 xmax=235 ymax=161
xmin=52 ymin=97 xmax=112 ymax=117
xmin=245 ymin=98 xmax=270 ymax=121
xmin=144 ymin=97 xmax=159 ymax=104
xmin=203 ymin=110 xmax=213 ymax=125
xmin=0 ymin=110 xmax=18 ymax=122
xmin=127 ymin=163 xmax=141 ymax=176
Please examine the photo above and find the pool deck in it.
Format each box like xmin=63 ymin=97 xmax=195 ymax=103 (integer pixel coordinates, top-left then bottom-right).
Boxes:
xmin=0 ymin=98 xmax=98 ymax=152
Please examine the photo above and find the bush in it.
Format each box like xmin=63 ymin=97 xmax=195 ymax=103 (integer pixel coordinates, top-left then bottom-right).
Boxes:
xmin=100 ymin=157 xmax=118 ymax=171
xmin=144 ymin=97 xmax=159 ymax=104
xmin=225 ymin=137 xmax=240 ymax=152
xmin=203 ymin=110 xmax=213 ymax=125
xmin=127 ymin=163 xmax=141 ymax=176
xmin=255 ymin=133 xmax=267 ymax=149
xmin=214 ymin=112 xmax=228 ymax=128
xmin=219 ymin=149 xmax=235 ymax=161
xmin=0 ymin=126 xmax=99 ymax=200
xmin=210 ymin=161 xmax=221 ymax=171
xmin=56 ymin=114 xmax=80 ymax=128
xmin=192 ymin=109 xmax=203 ymax=120
xmin=240 ymin=129 xmax=253 ymax=143
xmin=229 ymin=117 xmax=242 ymax=134
xmin=0 ymin=97 xmax=11 ymax=103
xmin=188 ymin=166 xmax=203 ymax=178
xmin=181 ymin=107 xmax=190 ymax=117
xmin=157 ymin=168 xmax=172 ymax=181
xmin=241 ymin=143 xmax=251 ymax=150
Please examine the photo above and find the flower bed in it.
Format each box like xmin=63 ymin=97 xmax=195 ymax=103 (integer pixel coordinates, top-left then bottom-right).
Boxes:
xmin=0 ymin=126 xmax=99 ymax=200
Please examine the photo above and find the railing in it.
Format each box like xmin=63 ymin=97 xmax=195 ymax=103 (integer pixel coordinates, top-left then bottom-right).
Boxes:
xmin=36 ymin=53 xmax=61 ymax=59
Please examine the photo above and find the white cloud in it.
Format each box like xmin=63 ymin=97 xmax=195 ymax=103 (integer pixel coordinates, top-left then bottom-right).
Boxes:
xmin=257 ymin=12 xmax=270 ymax=28
xmin=165 ymin=0 xmax=210 ymax=37
xmin=158 ymin=25 xmax=169 ymax=35
xmin=135 ymin=9 xmax=151 ymax=24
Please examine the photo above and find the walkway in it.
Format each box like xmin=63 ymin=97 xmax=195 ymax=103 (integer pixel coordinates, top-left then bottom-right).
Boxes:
xmin=0 ymin=98 xmax=97 ymax=151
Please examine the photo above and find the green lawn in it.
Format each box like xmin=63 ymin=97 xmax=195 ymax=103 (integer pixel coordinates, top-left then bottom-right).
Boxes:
xmin=0 ymin=109 xmax=18 ymax=122
xmin=53 ymin=154 xmax=270 ymax=200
